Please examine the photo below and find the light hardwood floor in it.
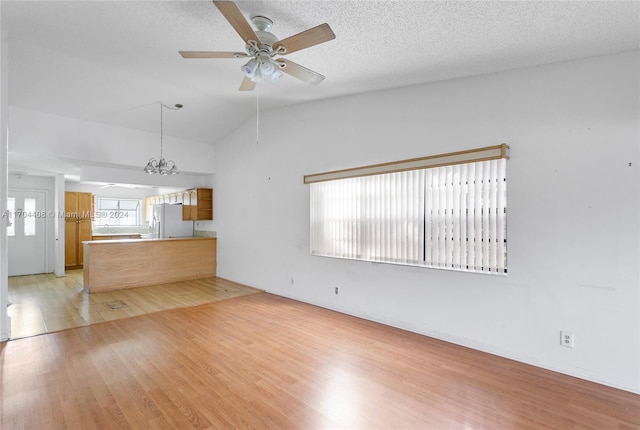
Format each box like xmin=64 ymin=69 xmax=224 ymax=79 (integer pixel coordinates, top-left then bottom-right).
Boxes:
xmin=1 ymin=292 xmax=639 ymax=429
xmin=7 ymin=270 xmax=262 ymax=339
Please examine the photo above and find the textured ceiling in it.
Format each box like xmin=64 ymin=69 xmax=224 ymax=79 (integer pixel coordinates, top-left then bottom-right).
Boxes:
xmin=2 ymin=0 xmax=640 ymax=147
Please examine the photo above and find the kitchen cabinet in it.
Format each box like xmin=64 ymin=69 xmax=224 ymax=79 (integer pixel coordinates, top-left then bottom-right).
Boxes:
xmin=65 ymin=192 xmax=94 ymax=269
xmin=183 ymin=188 xmax=213 ymax=220
xmin=65 ymin=191 xmax=94 ymax=218
xmin=181 ymin=191 xmax=190 ymax=220
xmin=145 ymin=188 xmax=212 ymax=221
xmin=144 ymin=196 xmax=154 ymax=223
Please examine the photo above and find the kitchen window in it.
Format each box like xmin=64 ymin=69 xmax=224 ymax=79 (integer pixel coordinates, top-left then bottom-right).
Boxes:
xmin=95 ymin=198 xmax=142 ymax=226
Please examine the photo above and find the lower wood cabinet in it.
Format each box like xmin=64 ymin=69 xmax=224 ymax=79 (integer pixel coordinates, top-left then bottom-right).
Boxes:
xmin=65 ymin=218 xmax=91 ymax=269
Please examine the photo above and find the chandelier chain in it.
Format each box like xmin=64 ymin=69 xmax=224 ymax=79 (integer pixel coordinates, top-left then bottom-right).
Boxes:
xmin=160 ymin=102 xmax=164 ymax=157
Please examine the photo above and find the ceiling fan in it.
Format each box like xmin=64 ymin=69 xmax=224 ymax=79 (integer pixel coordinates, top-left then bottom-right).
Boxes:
xmin=179 ymin=1 xmax=336 ymax=91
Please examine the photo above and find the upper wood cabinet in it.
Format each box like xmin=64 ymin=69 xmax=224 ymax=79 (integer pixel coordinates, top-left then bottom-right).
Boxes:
xmin=145 ymin=188 xmax=213 ymax=221
xmin=183 ymin=188 xmax=213 ymax=221
xmin=181 ymin=191 xmax=191 ymax=220
xmin=65 ymin=192 xmax=94 ymax=219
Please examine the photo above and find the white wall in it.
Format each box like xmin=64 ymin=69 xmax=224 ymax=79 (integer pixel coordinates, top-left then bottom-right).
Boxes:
xmin=211 ymin=51 xmax=640 ymax=393
xmin=0 ymin=27 xmax=10 ymax=341
xmin=8 ymin=107 xmax=216 ymax=191
xmin=9 ymin=107 xmax=215 ymax=176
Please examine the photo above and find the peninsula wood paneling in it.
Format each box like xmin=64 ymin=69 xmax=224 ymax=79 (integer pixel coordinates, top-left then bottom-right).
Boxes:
xmin=83 ymin=238 xmax=216 ymax=293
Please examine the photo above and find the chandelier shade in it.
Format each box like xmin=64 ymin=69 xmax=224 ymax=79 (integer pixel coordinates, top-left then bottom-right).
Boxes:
xmin=144 ymin=157 xmax=178 ymax=175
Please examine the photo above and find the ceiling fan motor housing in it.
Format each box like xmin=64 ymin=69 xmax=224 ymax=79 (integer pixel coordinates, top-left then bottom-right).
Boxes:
xmin=249 ymin=15 xmax=279 ymax=50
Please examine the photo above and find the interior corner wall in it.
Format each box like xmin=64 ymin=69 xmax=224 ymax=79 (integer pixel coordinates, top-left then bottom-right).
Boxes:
xmin=0 ymin=27 xmax=10 ymax=341
xmin=213 ymin=51 xmax=640 ymax=393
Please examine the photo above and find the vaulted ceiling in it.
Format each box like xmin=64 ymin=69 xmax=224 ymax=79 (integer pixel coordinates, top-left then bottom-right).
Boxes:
xmin=3 ymin=1 xmax=639 ymax=146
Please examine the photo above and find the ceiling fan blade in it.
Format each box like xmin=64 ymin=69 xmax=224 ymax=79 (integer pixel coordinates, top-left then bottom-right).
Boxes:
xmin=273 ymin=23 xmax=336 ymax=55
xmin=239 ymin=77 xmax=256 ymax=91
xmin=275 ymin=59 xmax=325 ymax=86
xmin=213 ymin=1 xmax=260 ymax=46
xmin=179 ymin=51 xmax=248 ymax=59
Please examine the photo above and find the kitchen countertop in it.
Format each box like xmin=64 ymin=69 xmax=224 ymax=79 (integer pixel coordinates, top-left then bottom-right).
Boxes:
xmin=85 ymin=236 xmax=213 ymax=244
xmin=91 ymin=233 xmax=143 ymax=236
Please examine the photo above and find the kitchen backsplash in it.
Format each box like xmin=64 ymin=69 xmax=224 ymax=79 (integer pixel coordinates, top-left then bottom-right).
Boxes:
xmin=194 ymin=230 xmax=216 ymax=238
xmin=92 ymin=226 xmax=150 ymax=235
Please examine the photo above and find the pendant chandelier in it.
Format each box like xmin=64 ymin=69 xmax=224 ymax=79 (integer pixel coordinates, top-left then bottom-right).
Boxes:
xmin=144 ymin=102 xmax=183 ymax=175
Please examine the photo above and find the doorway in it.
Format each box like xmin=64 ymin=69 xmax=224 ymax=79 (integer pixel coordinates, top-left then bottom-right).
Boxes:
xmin=7 ymin=189 xmax=47 ymax=276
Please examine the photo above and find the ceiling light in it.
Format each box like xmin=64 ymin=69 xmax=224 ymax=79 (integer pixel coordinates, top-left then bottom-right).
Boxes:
xmin=241 ymin=59 xmax=259 ymax=78
xmin=259 ymin=61 xmax=275 ymax=75
xmin=144 ymin=103 xmax=182 ymax=175
xmin=241 ymin=54 xmax=282 ymax=84
xmin=267 ymin=68 xmax=283 ymax=82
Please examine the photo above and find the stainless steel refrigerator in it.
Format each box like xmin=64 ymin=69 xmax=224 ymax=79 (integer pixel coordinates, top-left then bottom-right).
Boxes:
xmin=151 ymin=203 xmax=193 ymax=238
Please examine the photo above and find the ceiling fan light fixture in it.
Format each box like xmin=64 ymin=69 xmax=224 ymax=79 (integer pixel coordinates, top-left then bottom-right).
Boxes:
xmin=244 ymin=57 xmax=282 ymax=83
xmin=259 ymin=60 xmax=275 ymax=75
xmin=180 ymin=1 xmax=336 ymax=90
xmin=267 ymin=68 xmax=283 ymax=82
xmin=241 ymin=58 xmax=259 ymax=78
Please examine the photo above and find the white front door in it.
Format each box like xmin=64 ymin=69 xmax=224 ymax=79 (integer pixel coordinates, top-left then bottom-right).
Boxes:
xmin=7 ymin=190 xmax=47 ymax=276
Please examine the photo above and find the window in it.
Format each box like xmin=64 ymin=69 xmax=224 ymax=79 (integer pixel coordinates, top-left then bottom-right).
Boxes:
xmin=95 ymin=198 xmax=141 ymax=226
xmin=23 ymin=198 xmax=36 ymax=236
xmin=307 ymin=145 xmax=508 ymax=274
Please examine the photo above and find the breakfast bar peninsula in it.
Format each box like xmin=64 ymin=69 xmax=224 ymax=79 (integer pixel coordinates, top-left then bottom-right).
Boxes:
xmin=83 ymin=237 xmax=216 ymax=293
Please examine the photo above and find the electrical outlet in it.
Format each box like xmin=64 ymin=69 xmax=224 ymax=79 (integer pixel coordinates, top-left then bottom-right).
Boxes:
xmin=291 ymin=278 xmax=294 ymax=285
xmin=334 ymin=287 xmax=339 ymax=295
xmin=560 ymin=331 xmax=574 ymax=348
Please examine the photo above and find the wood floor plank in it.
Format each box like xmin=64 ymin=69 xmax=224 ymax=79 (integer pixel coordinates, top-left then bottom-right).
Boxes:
xmin=1 ymin=292 xmax=639 ymax=429
xmin=7 ymin=271 xmax=262 ymax=339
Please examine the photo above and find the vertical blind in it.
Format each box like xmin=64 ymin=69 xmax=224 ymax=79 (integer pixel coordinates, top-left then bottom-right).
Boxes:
xmin=310 ymin=158 xmax=507 ymax=274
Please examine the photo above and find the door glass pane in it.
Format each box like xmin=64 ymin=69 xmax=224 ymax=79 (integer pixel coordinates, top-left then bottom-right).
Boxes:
xmin=7 ymin=197 xmax=15 ymax=236
xmin=24 ymin=198 xmax=36 ymax=236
